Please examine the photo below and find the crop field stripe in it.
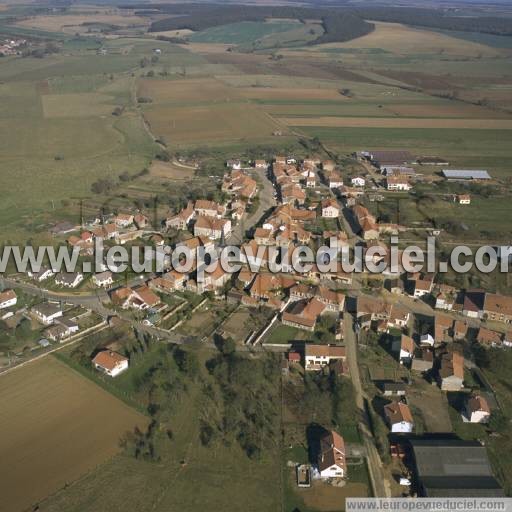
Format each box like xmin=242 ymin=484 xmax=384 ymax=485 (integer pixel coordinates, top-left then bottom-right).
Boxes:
xmin=278 ymin=117 xmax=512 ymax=129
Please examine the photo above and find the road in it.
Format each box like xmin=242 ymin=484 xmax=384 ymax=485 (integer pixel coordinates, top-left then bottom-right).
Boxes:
xmin=227 ymin=167 xmax=276 ymax=245
xmin=344 ymin=313 xmax=392 ymax=497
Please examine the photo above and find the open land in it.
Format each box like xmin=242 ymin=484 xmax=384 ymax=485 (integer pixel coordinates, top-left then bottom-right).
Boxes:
xmin=0 ymin=356 xmax=147 ymax=512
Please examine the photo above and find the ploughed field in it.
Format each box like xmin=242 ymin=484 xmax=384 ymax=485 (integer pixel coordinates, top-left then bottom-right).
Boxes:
xmin=0 ymin=356 xmax=147 ymax=512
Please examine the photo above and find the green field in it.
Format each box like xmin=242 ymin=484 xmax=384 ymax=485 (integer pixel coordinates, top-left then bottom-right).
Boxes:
xmin=0 ymin=39 xmax=187 ymax=241
xmin=189 ymin=20 xmax=304 ymax=44
xmin=298 ymin=127 xmax=512 ymax=177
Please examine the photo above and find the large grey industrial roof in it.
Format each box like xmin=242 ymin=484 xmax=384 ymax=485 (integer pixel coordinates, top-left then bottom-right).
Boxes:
xmin=442 ymin=169 xmax=491 ymax=179
xmin=411 ymin=439 xmax=493 ymax=477
xmin=410 ymin=438 xmax=504 ymax=496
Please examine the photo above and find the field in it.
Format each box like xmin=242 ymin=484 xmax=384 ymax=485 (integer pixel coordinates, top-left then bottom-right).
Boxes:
xmin=15 ymin=12 xmax=148 ymax=34
xmin=189 ymin=20 xmax=303 ymax=44
xmin=280 ymin=117 xmax=512 ymax=129
xmin=0 ymin=356 xmax=147 ymax=512
xmin=39 ymin=348 xmax=283 ymax=512
xmin=298 ymin=127 xmax=512 ymax=178
xmin=144 ymin=102 xmax=283 ymax=147
xmin=0 ymin=39 xmax=173 ymax=241
xmin=314 ymin=22 xmax=505 ymax=58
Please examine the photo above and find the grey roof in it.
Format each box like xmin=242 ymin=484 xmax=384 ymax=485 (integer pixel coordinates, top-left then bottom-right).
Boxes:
xmin=382 ymin=382 xmax=407 ymax=391
xmin=56 ymin=272 xmax=82 ymax=285
xmin=442 ymin=170 xmax=491 ymax=179
xmin=422 ymin=477 xmax=505 ymax=497
xmin=32 ymin=302 xmax=62 ymax=317
xmin=410 ymin=438 xmax=504 ymax=496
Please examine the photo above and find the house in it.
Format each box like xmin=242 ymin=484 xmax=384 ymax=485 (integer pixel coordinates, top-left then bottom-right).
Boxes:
xmin=304 ymin=344 xmax=346 ymax=371
xmin=434 ymin=313 xmax=453 ymax=344
xmin=381 ymin=381 xmax=407 ymax=397
xmin=115 ymin=230 xmax=143 ymax=245
xmin=29 ymin=266 xmax=55 ymax=282
xmin=166 ymin=201 xmax=195 ymax=230
xmin=438 ymin=350 xmax=464 ymax=391
xmin=410 ymin=274 xmax=434 ymax=298
xmin=326 ymin=171 xmax=343 ymax=189
xmin=395 ymin=335 xmax=415 ymax=365
xmin=289 ymin=284 xmax=345 ymax=313
xmin=483 ymin=293 xmax=512 ymax=324
xmin=411 ymin=347 xmax=434 ymax=373
xmin=457 ymin=194 xmax=471 ymax=205
xmin=226 ymin=159 xmax=242 ymax=170
xmin=420 ymin=333 xmax=435 ymax=347
xmin=46 ymin=319 xmax=79 ymax=342
xmin=453 ymin=320 xmax=468 ymax=341
xmin=55 ymin=272 xmax=83 ymax=288
xmin=92 ymin=271 xmax=114 ymax=288
xmin=0 ymin=290 xmax=17 ymax=310
xmin=92 ymin=223 xmax=118 ymax=241
xmin=31 ymin=302 xmax=63 ymax=325
xmin=150 ymin=270 xmax=186 ymax=294
xmin=305 ymin=171 xmax=316 ymax=188
xmin=254 ymin=227 xmax=274 ymax=245
xmin=134 ymin=213 xmax=149 ymax=229
xmin=254 ymin=159 xmax=267 ymax=169
xmin=321 ymin=199 xmax=340 ymax=218
xmin=465 ymin=395 xmax=491 ymax=424
xmin=435 ymin=289 xmax=456 ymax=311
xmin=194 ymin=216 xmax=231 ymax=240
xmin=388 ymin=304 xmax=410 ymax=329
xmin=476 ymin=327 xmax=502 ymax=348
xmin=281 ymin=298 xmax=326 ymax=332
xmin=356 ymin=295 xmax=391 ymax=323
xmin=386 ymin=175 xmax=411 ymax=191
xmin=92 ymin=350 xmax=129 ymax=377
xmin=114 ymin=213 xmax=134 ymax=228
xmin=463 ymin=289 xmax=485 ymax=318
xmin=351 ymin=176 xmax=366 ymax=187
xmin=194 ymin=199 xmax=225 ymax=219
xmin=384 ymin=401 xmax=414 ymax=433
xmin=318 ymin=431 xmax=346 ymax=479
xmin=131 ymin=285 xmax=161 ymax=310
xmin=204 ymin=265 xmax=230 ymax=293
xmin=352 ymin=205 xmax=379 ymax=240
xmin=288 ymin=351 xmax=301 ymax=364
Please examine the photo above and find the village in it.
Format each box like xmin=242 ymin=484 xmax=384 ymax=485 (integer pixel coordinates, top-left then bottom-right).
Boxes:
xmin=0 ymin=149 xmax=510 ymax=501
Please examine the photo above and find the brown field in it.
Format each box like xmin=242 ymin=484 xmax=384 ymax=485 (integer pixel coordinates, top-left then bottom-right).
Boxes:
xmin=313 ymin=21 xmax=504 ymax=58
xmin=16 ymin=13 xmax=148 ymax=33
xmin=298 ymin=481 xmax=368 ymax=510
xmin=0 ymin=357 xmax=147 ymax=512
xmin=138 ymin=77 xmax=239 ymax=104
xmin=149 ymin=160 xmax=195 ymax=180
xmin=144 ymin=103 xmax=283 ymax=146
xmin=383 ymin=102 xmax=512 ymax=119
xmin=279 ymin=116 xmax=512 ymax=129
xmin=237 ymin=86 xmax=348 ymax=101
